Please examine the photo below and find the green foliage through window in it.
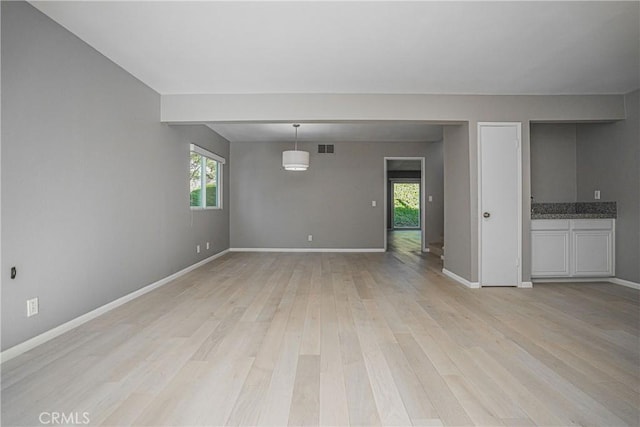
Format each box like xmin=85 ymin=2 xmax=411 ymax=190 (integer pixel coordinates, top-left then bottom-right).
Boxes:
xmin=190 ymin=149 xmax=222 ymax=208
xmin=190 ymin=184 xmax=217 ymax=207
xmin=393 ymin=183 xmax=420 ymax=228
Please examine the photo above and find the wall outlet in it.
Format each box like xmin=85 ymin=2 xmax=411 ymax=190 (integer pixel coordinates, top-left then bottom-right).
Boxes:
xmin=27 ymin=298 xmax=39 ymax=317
xmin=594 ymin=190 xmax=601 ymax=200
xmin=196 ymin=244 xmax=201 ymax=253
xmin=371 ymin=200 xmax=377 ymax=207
xmin=206 ymin=242 xmax=210 ymax=250
xmin=308 ymin=235 xmax=313 ymax=242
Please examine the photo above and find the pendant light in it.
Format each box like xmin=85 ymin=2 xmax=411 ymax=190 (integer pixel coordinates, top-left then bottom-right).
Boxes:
xmin=282 ymin=124 xmax=309 ymax=171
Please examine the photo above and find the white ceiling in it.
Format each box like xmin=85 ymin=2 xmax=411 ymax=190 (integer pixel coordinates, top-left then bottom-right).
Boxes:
xmin=31 ymin=1 xmax=639 ymax=96
xmin=207 ymin=122 xmax=443 ymax=143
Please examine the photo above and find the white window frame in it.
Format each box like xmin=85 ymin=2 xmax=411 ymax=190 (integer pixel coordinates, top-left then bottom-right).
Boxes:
xmin=190 ymin=144 xmax=225 ymax=210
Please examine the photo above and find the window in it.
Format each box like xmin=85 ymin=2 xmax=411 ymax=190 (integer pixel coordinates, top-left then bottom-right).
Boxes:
xmin=189 ymin=144 xmax=225 ymax=209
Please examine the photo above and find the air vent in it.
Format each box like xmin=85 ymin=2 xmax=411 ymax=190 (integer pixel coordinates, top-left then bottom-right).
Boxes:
xmin=318 ymin=144 xmax=334 ymax=154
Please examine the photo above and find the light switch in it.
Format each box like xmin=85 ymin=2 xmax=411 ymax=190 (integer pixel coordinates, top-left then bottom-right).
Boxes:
xmin=428 ymin=195 xmax=433 ymax=202
xmin=372 ymin=200 xmax=377 ymax=207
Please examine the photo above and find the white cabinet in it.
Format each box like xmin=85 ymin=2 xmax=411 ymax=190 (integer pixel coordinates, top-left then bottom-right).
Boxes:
xmin=531 ymin=220 xmax=570 ymax=277
xmin=572 ymin=220 xmax=614 ymax=276
xmin=532 ymin=232 xmax=570 ymax=276
xmin=531 ymin=219 xmax=614 ymax=278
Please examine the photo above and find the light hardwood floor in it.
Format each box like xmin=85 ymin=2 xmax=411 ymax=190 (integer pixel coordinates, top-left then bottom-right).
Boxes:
xmin=387 ymin=230 xmax=422 ymax=255
xmin=2 ymin=247 xmax=639 ymax=426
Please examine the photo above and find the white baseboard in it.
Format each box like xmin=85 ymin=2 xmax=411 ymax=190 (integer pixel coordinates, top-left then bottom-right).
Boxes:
xmin=0 ymin=249 xmax=230 ymax=364
xmin=229 ymin=248 xmax=385 ymax=253
xmin=441 ymin=269 xmax=530 ymax=289
xmin=532 ymin=276 xmax=639 ymax=290
xmin=442 ymin=268 xmax=480 ymax=289
xmin=608 ymin=277 xmax=640 ymax=290
xmin=533 ymin=277 xmax=611 ymax=283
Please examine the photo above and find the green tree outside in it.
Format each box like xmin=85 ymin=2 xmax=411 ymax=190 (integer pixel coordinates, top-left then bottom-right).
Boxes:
xmin=190 ymin=184 xmax=217 ymax=207
xmin=393 ymin=183 xmax=420 ymax=228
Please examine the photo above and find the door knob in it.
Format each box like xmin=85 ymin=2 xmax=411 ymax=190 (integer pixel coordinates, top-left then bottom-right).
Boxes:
xmin=483 ymin=212 xmax=491 ymax=218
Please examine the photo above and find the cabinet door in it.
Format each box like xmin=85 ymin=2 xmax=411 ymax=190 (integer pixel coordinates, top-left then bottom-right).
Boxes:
xmin=532 ymin=231 xmax=570 ymax=277
xmin=572 ymin=231 xmax=613 ymax=276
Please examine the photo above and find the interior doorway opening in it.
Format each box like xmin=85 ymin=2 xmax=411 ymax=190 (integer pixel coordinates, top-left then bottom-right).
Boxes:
xmin=384 ymin=158 xmax=425 ymax=253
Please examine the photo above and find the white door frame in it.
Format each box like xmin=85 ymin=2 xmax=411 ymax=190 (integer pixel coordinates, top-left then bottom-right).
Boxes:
xmin=477 ymin=122 xmax=523 ymax=287
xmin=384 ymin=157 xmax=427 ymax=252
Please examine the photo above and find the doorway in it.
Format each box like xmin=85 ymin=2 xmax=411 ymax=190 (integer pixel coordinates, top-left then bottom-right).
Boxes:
xmin=384 ymin=157 xmax=426 ymax=253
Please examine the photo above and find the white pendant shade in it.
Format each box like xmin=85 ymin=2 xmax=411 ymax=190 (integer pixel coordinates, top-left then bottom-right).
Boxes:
xmin=282 ymin=123 xmax=309 ymax=171
xmin=282 ymin=150 xmax=309 ymax=171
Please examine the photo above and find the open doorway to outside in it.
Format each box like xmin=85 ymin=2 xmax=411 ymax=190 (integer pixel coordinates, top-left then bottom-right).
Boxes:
xmin=392 ymin=181 xmax=421 ymax=229
xmin=384 ymin=158 xmax=425 ymax=254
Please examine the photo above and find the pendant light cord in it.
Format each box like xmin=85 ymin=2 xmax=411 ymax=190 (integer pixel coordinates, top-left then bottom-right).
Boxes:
xmin=293 ymin=123 xmax=300 ymax=151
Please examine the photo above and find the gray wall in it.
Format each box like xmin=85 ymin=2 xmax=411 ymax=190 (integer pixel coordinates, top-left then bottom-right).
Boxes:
xmin=576 ymin=90 xmax=640 ymax=283
xmin=443 ymin=124 xmax=471 ymax=279
xmin=162 ymin=93 xmax=626 ymax=123
xmin=425 ymin=141 xmax=444 ymax=244
xmin=530 ymin=123 xmax=577 ymax=202
xmin=1 ymin=2 xmax=230 ymax=351
xmin=230 ymin=141 xmax=435 ymax=249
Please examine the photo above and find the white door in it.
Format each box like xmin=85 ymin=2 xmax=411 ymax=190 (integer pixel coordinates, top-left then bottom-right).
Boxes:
xmin=479 ymin=123 xmax=521 ymax=286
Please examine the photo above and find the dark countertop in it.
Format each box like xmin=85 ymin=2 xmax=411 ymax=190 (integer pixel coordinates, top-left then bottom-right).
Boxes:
xmin=531 ymin=201 xmax=616 ymax=220
xmin=532 ymin=213 xmax=616 ymax=219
